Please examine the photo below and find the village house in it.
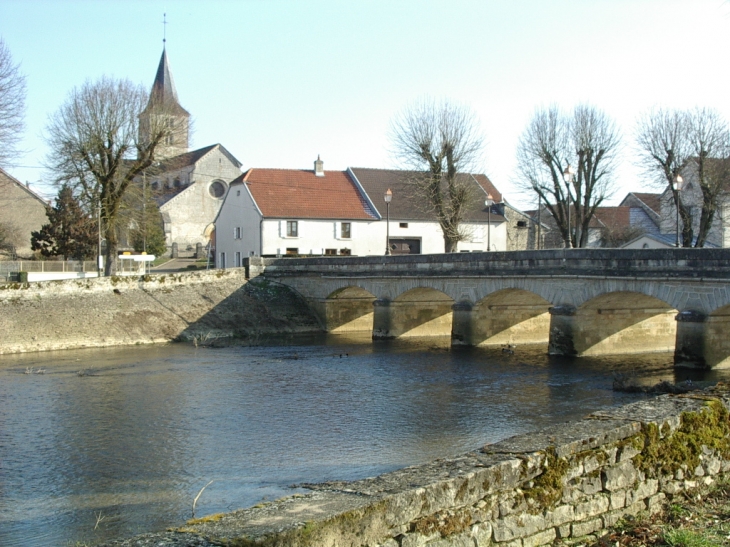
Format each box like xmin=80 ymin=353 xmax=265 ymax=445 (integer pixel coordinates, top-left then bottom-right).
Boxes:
xmin=0 ymin=168 xmax=49 ymax=259
xmin=214 ymin=158 xmax=507 ymax=265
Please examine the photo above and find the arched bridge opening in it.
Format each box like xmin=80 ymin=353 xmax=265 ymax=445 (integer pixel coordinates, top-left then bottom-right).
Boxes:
xmin=318 ymin=286 xmax=377 ymax=333
xmin=452 ymin=289 xmax=552 ymax=347
xmin=373 ymin=288 xmax=454 ymax=339
xmin=549 ymin=291 xmax=677 ymax=356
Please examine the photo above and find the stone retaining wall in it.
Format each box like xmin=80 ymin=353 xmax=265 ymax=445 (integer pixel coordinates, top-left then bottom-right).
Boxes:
xmin=0 ymin=270 xmax=320 ymax=354
xmin=172 ymin=387 xmax=730 ymax=547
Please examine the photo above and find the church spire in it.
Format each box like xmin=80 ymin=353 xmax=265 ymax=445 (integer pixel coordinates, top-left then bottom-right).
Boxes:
xmin=139 ymin=45 xmax=190 ymax=160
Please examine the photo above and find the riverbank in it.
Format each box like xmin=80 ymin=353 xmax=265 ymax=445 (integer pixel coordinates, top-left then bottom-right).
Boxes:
xmin=88 ymin=384 xmax=730 ymax=547
xmin=0 ymin=271 xmax=321 ymax=354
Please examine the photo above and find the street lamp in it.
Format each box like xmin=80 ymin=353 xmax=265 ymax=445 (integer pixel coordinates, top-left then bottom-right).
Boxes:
xmin=562 ymin=164 xmax=575 ymax=249
xmin=673 ymin=174 xmax=684 ymax=247
xmin=485 ymin=193 xmax=494 ymax=252
xmin=384 ymin=188 xmax=392 ymax=256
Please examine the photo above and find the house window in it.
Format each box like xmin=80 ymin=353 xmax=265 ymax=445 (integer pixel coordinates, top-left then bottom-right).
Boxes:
xmin=399 ymin=222 xmax=408 ymax=228
xmin=286 ymin=248 xmax=299 ymax=256
xmin=517 ymin=220 xmax=527 ymax=228
xmin=341 ymin=222 xmax=351 ymax=239
xmin=235 ymin=251 xmax=241 ymax=267
xmin=286 ymin=221 xmax=298 ymax=237
xmin=325 ymin=249 xmax=337 ymax=255
xmin=235 ymin=227 xmax=242 ymax=239
xmin=173 ymin=178 xmax=181 ymax=188
xmin=339 ymin=248 xmax=351 ymax=256
xmin=219 ymin=252 xmax=226 ymax=269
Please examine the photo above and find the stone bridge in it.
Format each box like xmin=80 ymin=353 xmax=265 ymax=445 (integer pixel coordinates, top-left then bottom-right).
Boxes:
xmin=245 ymin=249 xmax=730 ymax=369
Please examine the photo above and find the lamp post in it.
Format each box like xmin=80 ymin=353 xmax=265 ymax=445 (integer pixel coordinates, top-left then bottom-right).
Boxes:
xmin=673 ymin=174 xmax=684 ymax=247
xmin=485 ymin=193 xmax=494 ymax=252
xmin=384 ymin=188 xmax=392 ymax=255
xmin=562 ymin=164 xmax=574 ymax=249
xmin=97 ymin=196 xmax=102 ymax=277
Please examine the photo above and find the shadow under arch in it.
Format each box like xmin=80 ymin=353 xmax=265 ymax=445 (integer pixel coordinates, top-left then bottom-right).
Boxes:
xmin=573 ymin=291 xmax=677 ymax=356
xmin=374 ymin=287 xmax=455 ymax=339
xmin=319 ymin=286 xmax=377 ymax=333
xmin=468 ymin=288 xmax=552 ymax=347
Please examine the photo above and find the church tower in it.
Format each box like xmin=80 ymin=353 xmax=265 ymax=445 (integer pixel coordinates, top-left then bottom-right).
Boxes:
xmin=138 ymin=48 xmax=190 ymax=160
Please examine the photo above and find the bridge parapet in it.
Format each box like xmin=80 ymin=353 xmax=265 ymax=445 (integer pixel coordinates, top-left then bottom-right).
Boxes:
xmin=246 ymin=248 xmax=730 ymax=280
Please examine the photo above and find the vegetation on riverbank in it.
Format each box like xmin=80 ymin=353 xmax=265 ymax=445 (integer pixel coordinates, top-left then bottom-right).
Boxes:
xmin=558 ymin=477 xmax=730 ymax=547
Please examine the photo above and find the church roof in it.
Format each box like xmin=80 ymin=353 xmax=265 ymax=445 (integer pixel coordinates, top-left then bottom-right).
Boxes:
xmin=237 ymin=168 xmax=378 ymax=220
xmin=142 ymin=49 xmax=189 ymax=117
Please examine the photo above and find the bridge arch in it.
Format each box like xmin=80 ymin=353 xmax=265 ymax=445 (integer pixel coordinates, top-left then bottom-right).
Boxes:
xmin=453 ymin=288 xmax=552 ymax=347
xmin=373 ymin=287 xmax=454 ymax=339
xmin=556 ymin=291 xmax=678 ymax=356
xmin=318 ymin=286 xmax=376 ymax=333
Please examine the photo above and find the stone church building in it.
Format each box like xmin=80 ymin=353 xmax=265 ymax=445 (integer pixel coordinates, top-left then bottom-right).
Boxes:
xmin=137 ymin=49 xmax=242 ymax=256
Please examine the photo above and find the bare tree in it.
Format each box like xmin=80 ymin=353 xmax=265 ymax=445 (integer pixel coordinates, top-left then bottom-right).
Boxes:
xmin=636 ymin=107 xmax=730 ymax=247
xmin=390 ymin=98 xmax=484 ymax=252
xmin=516 ymin=105 xmax=621 ymax=248
xmin=45 ymin=76 xmax=182 ymax=274
xmin=0 ymin=37 xmax=27 ymax=167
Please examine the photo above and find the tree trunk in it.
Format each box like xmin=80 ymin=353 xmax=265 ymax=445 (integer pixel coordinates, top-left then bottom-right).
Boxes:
xmin=444 ymin=237 xmax=459 ymax=253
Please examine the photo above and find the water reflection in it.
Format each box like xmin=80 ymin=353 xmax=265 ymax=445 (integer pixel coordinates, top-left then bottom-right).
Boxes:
xmin=0 ymin=335 xmax=726 ymax=546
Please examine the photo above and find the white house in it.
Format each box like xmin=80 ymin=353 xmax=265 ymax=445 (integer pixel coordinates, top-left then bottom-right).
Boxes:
xmin=214 ymin=158 xmax=507 ymax=266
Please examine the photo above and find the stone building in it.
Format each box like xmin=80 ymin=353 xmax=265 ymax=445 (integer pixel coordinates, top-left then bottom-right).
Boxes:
xmin=136 ymin=49 xmax=242 ymax=255
xmin=0 ymin=168 xmax=48 ymax=259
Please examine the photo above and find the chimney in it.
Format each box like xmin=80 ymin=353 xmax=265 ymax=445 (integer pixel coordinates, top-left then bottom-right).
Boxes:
xmin=314 ymin=155 xmax=324 ymax=177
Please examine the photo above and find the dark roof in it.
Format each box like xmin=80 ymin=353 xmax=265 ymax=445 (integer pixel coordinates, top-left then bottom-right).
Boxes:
xmin=142 ymin=49 xmax=190 ymax=117
xmin=239 ymin=168 xmax=377 ymax=220
xmin=349 ymin=167 xmax=505 ymax=223
xmin=145 ymin=144 xmax=241 ymax=176
xmin=629 ymin=193 xmax=661 ymax=215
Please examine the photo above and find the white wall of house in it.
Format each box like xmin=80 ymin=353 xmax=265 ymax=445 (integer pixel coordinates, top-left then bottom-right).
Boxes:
xmin=215 ymin=183 xmax=262 ymax=267
xmin=160 ymin=147 xmax=242 ymax=250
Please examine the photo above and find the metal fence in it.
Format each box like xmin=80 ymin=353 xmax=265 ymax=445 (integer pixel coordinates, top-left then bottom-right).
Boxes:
xmin=0 ymin=261 xmax=97 ymax=281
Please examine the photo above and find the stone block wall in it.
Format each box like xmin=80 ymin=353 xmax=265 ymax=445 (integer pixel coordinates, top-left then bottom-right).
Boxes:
xmin=180 ymin=388 xmax=730 ymax=547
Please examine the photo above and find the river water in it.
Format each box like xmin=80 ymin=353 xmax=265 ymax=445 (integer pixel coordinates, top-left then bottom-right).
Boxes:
xmin=1 ymin=334 xmax=726 ymax=547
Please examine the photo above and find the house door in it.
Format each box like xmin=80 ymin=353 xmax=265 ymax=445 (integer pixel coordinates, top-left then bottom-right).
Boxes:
xmin=389 ymin=238 xmax=421 ymax=254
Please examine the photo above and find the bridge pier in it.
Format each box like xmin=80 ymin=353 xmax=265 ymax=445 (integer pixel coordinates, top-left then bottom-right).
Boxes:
xmin=450 ymin=301 xmax=474 ymax=345
xmin=548 ymin=305 xmax=577 ymax=355
xmin=675 ymin=311 xmax=707 ymax=368
xmin=372 ymin=297 xmax=453 ymax=339
xmin=705 ymin=312 xmax=730 ymax=369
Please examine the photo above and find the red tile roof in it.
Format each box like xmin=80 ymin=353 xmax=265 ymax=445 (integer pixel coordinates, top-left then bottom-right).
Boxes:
xmin=630 ymin=193 xmax=661 ymax=215
xmin=592 ymin=206 xmax=631 ymax=230
xmin=241 ymin=168 xmax=377 ymax=220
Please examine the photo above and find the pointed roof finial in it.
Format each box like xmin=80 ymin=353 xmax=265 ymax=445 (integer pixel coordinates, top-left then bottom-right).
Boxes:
xmin=163 ymin=13 xmax=167 ymax=48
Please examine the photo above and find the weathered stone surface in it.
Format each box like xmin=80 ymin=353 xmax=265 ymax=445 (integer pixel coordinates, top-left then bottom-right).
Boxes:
xmin=571 ymin=516 xmax=604 ymax=537
xmin=602 ymin=461 xmax=638 ymax=491
xmin=574 ymin=496 xmax=610 ymax=521
xmin=522 ymin=528 xmax=556 ymax=547
xmin=493 ymin=514 xmax=547 ymax=542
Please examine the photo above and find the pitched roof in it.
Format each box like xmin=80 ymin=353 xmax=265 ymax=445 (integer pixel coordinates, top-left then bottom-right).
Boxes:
xmin=239 ymin=168 xmax=378 ymax=220
xmin=349 ymin=168 xmax=505 ymax=222
xmin=629 ymin=193 xmax=661 ymax=215
xmin=146 ymin=143 xmax=241 ymax=176
xmin=142 ymin=49 xmax=189 ymax=117
xmin=591 ymin=206 xmax=631 ymax=230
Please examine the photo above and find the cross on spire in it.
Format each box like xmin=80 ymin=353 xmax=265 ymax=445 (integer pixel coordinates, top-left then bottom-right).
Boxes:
xmin=163 ymin=13 xmax=167 ymax=47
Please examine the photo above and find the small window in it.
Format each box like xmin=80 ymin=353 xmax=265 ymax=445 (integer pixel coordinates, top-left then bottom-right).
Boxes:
xmin=325 ymin=249 xmax=337 ymax=255
xmin=173 ymin=178 xmax=181 ymax=188
xmin=286 ymin=248 xmax=299 ymax=256
xmin=236 ymin=190 xmax=241 ymax=196
xmin=339 ymin=248 xmax=351 ymax=256
xmin=219 ymin=252 xmax=226 ymax=269
xmin=235 ymin=227 xmax=242 ymax=239
xmin=516 ymin=220 xmax=527 ymax=228
xmin=287 ymin=221 xmax=298 ymax=237
xmin=341 ymin=222 xmax=351 ymax=239
xmin=209 ymin=180 xmax=227 ymax=198
xmin=399 ymin=222 xmax=408 ymax=228
xmin=151 ymin=181 xmax=159 ymax=190
xmin=235 ymin=251 xmax=241 ymax=267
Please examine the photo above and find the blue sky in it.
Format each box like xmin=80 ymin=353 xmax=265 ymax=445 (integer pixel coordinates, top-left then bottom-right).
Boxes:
xmin=1 ymin=0 xmax=729 ymax=208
